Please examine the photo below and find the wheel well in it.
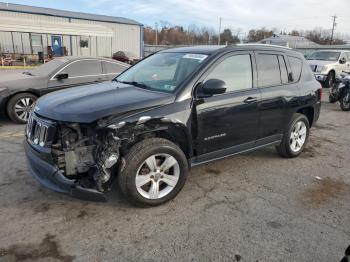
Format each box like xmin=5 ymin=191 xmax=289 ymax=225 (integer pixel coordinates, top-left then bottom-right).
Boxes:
xmin=124 ymin=126 xmax=191 ymax=159
xmin=6 ymin=91 xmax=38 ymax=105
xmin=297 ymin=107 xmax=314 ymax=127
xmin=328 ymin=70 xmax=335 ymax=76
xmin=4 ymin=91 xmax=38 ymax=116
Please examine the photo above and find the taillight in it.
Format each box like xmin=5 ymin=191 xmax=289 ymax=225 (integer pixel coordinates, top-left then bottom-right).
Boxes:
xmin=318 ymin=86 xmax=323 ymax=101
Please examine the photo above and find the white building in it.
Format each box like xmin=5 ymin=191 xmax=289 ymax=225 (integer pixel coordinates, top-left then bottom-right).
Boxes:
xmin=259 ymin=34 xmax=317 ymax=48
xmin=0 ymin=2 xmax=143 ymax=59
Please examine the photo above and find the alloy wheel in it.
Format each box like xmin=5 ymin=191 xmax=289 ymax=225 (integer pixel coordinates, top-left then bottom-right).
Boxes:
xmin=289 ymin=121 xmax=307 ymax=153
xmin=14 ymin=97 xmax=34 ymax=121
xmin=135 ymin=153 xmax=180 ymax=199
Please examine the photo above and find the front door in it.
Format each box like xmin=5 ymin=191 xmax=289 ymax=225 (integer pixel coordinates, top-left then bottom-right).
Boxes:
xmin=195 ymin=52 xmax=260 ymax=161
xmin=51 ymin=35 xmax=62 ymax=57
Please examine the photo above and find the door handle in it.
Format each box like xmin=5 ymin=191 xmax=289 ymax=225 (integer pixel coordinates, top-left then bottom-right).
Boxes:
xmin=244 ymin=97 xmax=258 ymax=103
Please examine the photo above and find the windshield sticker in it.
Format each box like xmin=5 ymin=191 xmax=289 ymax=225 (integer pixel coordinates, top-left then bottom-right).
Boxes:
xmin=163 ymin=85 xmax=176 ymax=91
xmin=182 ymin=54 xmax=208 ymax=62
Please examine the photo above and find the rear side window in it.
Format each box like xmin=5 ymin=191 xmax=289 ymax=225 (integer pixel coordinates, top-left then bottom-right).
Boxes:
xmin=256 ymin=54 xmax=281 ymax=87
xmin=288 ymin=56 xmax=302 ymax=82
xmin=103 ymin=61 xmax=128 ymax=75
xmin=65 ymin=60 xmax=102 ymax=77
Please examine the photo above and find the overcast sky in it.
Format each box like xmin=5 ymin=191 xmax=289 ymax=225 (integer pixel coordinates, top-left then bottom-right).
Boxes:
xmin=7 ymin=0 xmax=350 ymax=35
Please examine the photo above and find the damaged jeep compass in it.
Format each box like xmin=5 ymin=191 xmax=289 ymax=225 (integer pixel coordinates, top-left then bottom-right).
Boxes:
xmin=25 ymin=45 xmax=321 ymax=206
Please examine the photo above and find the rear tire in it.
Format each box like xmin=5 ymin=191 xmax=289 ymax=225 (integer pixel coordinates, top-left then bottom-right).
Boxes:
xmin=276 ymin=113 xmax=310 ymax=158
xmin=118 ymin=138 xmax=188 ymax=206
xmin=6 ymin=93 xmax=37 ymax=124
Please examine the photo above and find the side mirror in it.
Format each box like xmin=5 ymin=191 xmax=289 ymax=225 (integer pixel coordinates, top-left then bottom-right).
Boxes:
xmin=197 ymin=79 xmax=227 ymax=98
xmin=339 ymin=58 xmax=346 ymax=64
xmin=55 ymin=73 xmax=69 ymax=80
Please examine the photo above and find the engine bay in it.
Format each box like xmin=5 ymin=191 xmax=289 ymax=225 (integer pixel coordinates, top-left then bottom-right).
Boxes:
xmin=51 ymin=123 xmax=121 ymax=192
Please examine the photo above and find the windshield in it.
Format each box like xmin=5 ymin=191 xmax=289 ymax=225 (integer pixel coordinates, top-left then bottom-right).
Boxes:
xmin=30 ymin=58 xmax=67 ymax=76
xmin=116 ymin=52 xmax=208 ymax=93
xmin=307 ymin=51 xmax=340 ymax=61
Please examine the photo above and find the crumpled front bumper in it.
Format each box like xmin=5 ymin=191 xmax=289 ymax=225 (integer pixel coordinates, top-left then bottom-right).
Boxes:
xmin=24 ymin=140 xmax=107 ymax=202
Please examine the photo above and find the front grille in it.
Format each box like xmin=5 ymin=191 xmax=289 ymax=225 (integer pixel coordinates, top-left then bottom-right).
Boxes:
xmin=26 ymin=113 xmax=55 ymax=147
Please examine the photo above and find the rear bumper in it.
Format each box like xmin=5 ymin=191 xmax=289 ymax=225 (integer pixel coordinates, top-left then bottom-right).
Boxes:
xmin=24 ymin=140 xmax=106 ymax=202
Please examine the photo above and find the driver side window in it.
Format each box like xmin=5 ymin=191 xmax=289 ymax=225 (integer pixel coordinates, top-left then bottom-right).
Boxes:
xmin=205 ymin=54 xmax=253 ymax=93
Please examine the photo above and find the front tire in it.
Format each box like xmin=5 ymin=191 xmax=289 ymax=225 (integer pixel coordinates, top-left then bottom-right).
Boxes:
xmin=324 ymin=71 xmax=335 ymax=88
xmin=276 ymin=113 xmax=310 ymax=158
xmin=118 ymin=138 xmax=188 ymax=206
xmin=6 ymin=93 xmax=37 ymax=124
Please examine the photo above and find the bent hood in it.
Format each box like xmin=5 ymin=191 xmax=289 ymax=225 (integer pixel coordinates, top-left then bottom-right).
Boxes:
xmin=35 ymin=81 xmax=176 ymax=123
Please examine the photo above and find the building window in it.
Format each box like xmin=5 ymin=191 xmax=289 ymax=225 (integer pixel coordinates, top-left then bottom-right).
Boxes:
xmin=80 ymin=38 xmax=89 ymax=48
xmin=31 ymin=34 xmax=42 ymax=47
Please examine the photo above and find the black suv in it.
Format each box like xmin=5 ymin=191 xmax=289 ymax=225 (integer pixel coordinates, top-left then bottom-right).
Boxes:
xmin=25 ymin=45 xmax=322 ymax=206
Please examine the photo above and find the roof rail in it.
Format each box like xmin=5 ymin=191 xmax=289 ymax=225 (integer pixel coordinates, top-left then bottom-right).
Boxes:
xmin=235 ymin=43 xmax=292 ymax=50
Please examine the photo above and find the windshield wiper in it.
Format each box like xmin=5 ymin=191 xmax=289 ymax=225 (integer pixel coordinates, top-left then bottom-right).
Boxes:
xmin=117 ymin=80 xmax=151 ymax=89
xmin=22 ymin=71 xmax=33 ymax=76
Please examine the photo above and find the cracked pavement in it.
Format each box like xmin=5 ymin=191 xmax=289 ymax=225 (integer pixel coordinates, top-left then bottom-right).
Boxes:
xmin=0 ymin=95 xmax=349 ymax=261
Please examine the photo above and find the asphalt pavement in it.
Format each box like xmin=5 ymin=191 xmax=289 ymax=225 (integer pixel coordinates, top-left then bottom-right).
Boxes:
xmin=0 ymin=92 xmax=349 ymax=262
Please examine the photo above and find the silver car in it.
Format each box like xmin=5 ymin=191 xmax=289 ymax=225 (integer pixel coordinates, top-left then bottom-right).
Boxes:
xmin=0 ymin=57 xmax=129 ymax=123
xmin=307 ymin=50 xmax=350 ymax=87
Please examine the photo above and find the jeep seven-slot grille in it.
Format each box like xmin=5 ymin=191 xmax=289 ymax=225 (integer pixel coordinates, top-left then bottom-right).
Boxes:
xmin=26 ymin=113 xmax=55 ymax=147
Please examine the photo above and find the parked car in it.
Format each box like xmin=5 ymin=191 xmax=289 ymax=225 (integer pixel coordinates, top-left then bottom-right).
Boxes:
xmin=112 ymin=51 xmax=139 ymax=65
xmin=307 ymin=50 xmax=350 ymax=87
xmin=0 ymin=57 xmax=129 ymax=123
xmin=25 ymin=45 xmax=321 ymax=206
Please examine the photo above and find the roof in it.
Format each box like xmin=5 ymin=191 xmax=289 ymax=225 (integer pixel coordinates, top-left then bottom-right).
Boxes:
xmin=161 ymin=45 xmax=226 ymax=54
xmin=55 ymin=56 xmax=126 ymax=62
xmin=0 ymin=2 xmax=142 ymax=26
xmin=160 ymin=44 xmax=302 ymax=56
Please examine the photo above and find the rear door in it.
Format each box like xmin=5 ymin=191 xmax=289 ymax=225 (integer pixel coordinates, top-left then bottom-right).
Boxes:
xmin=255 ymin=52 xmax=299 ymax=144
xmin=47 ymin=59 xmax=103 ymax=91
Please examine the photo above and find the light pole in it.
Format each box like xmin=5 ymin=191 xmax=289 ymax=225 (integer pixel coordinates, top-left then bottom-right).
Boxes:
xmin=218 ymin=17 xmax=222 ymax=45
xmin=155 ymin=22 xmax=158 ymax=45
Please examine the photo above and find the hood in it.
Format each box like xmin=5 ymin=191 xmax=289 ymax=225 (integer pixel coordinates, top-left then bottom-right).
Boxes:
xmin=0 ymin=72 xmax=46 ymax=90
xmin=35 ymin=81 xmax=176 ymax=123
xmin=306 ymin=60 xmax=336 ymax=67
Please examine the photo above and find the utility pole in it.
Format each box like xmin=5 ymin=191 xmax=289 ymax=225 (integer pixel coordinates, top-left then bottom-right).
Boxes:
xmin=155 ymin=22 xmax=158 ymax=45
xmin=330 ymin=15 xmax=337 ymax=45
xmin=218 ymin=17 xmax=222 ymax=45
